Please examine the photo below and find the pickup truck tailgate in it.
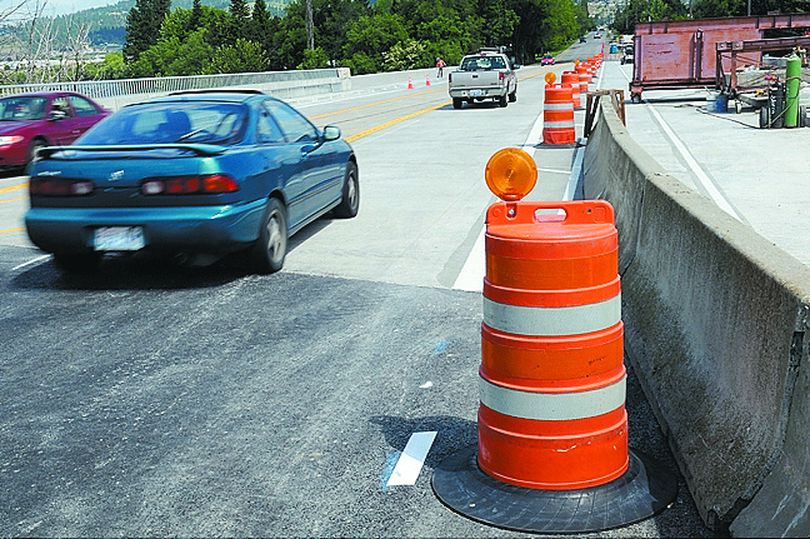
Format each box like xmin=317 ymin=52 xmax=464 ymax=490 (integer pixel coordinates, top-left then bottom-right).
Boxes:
xmin=451 ymin=71 xmax=502 ymax=89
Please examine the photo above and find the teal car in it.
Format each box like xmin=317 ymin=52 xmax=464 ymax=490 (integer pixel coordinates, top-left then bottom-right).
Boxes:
xmin=25 ymin=90 xmax=359 ymax=273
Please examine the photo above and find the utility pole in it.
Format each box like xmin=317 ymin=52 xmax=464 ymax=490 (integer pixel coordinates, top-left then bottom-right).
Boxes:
xmin=748 ymin=0 xmax=752 ymax=16
xmin=305 ymin=0 xmax=314 ymax=50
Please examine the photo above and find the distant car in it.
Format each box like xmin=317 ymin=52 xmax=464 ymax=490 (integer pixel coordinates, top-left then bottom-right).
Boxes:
xmin=579 ymin=36 xmax=587 ymax=43
xmin=25 ymin=90 xmax=359 ymax=274
xmin=594 ymin=32 xmax=603 ymax=39
xmin=0 ymin=92 xmax=109 ymax=169
xmin=621 ymin=45 xmax=635 ymax=65
xmin=540 ymin=54 xmax=556 ymax=66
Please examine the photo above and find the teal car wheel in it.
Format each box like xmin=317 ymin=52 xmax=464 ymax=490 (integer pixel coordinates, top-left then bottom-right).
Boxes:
xmin=333 ymin=161 xmax=359 ymax=219
xmin=252 ymin=198 xmax=288 ymax=274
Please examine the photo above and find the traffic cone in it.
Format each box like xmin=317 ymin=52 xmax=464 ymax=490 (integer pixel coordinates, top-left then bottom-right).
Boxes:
xmin=407 ymin=76 xmax=414 ymax=90
xmin=426 ymin=75 xmax=431 ymax=87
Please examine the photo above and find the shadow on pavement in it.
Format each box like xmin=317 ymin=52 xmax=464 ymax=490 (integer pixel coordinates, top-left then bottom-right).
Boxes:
xmin=369 ymin=414 xmax=477 ymax=469
xmin=10 ymin=255 xmax=250 ymax=290
xmin=9 ymin=216 xmax=336 ymax=291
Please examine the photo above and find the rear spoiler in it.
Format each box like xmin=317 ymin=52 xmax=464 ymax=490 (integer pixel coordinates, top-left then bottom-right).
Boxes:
xmin=38 ymin=144 xmax=226 ymax=159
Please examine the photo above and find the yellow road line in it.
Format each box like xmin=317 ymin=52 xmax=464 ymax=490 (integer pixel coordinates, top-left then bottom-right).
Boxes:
xmin=0 ymin=196 xmax=24 ymax=204
xmin=0 ymin=226 xmax=24 ymax=234
xmin=0 ymin=182 xmax=26 ymax=194
xmin=310 ymin=88 xmax=442 ymax=120
xmin=345 ymin=101 xmax=450 ymax=143
xmin=313 ymin=64 xmax=548 ymax=122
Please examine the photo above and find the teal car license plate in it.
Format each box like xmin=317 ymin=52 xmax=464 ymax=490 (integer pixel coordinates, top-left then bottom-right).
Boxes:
xmin=469 ymin=89 xmax=484 ymax=97
xmin=94 ymin=226 xmax=146 ymax=251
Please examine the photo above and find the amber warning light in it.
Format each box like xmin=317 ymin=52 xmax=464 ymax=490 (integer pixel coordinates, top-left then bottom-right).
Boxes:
xmin=544 ymin=72 xmax=556 ymax=85
xmin=484 ymin=148 xmax=538 ymax=202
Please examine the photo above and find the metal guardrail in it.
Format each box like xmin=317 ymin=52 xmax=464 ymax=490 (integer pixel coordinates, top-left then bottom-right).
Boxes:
xmin=0 ymin=68 xmax=350 ymax=100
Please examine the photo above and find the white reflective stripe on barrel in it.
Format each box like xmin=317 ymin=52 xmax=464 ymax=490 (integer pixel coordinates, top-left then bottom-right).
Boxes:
xmin=543 ymin=103 xmax=573 ymax=111
xmin=542 ymin=120 xmax=576 ymax=128
xmin=483 ymin=294 xmax=621 ymax=336
xmin=479 ymin=375 xmax=626 ymax=421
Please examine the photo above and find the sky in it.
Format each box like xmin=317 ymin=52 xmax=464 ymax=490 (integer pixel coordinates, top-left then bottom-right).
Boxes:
xmin=19 ymin=0 xmax=120 ymax=16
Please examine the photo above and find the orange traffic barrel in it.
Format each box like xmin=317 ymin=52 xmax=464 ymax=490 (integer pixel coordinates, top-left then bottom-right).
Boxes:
xmin=542 ymin=85 xmax=575 ymax=145
xmin=576 ymin=65 xmax=591 ymax=96
xmin=432 ymin=149 xmax=677 ymax=534
xmin=562 ymin=71 xmax=582 ymax=109
xmin=479 ymin=200 xmax=625 ymax=489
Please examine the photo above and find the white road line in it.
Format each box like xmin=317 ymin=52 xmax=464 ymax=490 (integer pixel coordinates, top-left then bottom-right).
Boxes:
xmin=454 ymin=99 xmax=547 ymax=292
xmin=595 ymin=63 xmax=604 ymax=90
xmin=452 ymin=226 xmax=487 ymax=292
xmin=614 ymin=64 xmax=742 ymax=220
xmin=11 ymin=254 xmax=50 ymax=271
xmin=521 ymin=103 xmax=546 ymax=149
xmin=539 ymin=167 xmax=571 ymax=174
xmin=386 ymin=431 xmax=437 ymax=487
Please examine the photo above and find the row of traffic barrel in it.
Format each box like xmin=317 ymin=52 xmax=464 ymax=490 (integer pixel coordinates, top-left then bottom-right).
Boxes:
xmin=543 ymin=54 xmax=604 ymax=145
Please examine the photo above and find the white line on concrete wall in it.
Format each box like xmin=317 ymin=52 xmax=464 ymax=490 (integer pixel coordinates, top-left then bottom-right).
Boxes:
xmin=615 ymin=65 xmax=742 ymax=221
xmin=386 ymin=431 xmax=437 ymax=487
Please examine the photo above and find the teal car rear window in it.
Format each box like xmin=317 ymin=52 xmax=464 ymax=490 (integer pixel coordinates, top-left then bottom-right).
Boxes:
xmin=80 ymin=102 xmax=248 ymax=146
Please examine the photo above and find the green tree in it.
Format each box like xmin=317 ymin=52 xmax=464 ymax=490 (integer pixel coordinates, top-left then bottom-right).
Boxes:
xmin=281 ymin=0 xmax=369 ymax=66
xmin=613 ymin=0 xmax=686 ymax=34
xmin=131 ymin=28 xmax=215 ymax=76
xmin=85 ymin=52 xmax=127 ymax=80
xmin=689 ymin=0 xmax=809 ymax=18
xmin=343 ymin=13 xmax=409 ymax=59
xmin=124 ymin=0 xmax=171 ymax=62
xmin=297 ymin=47 xmax=331 ymax=69
xmin=227 ymin=0 xmax=251 ymax=44
xmin=481 ymin=0 xmax=520 ymax=46
xmin=211 ymin=38 xmax=271 ymax=73
xmin=251 ymin=0 xmax=273 ymax=43
xmin=541 ymin=0 xmax=579 ymax=51
xmin=382 ymin=39 xmax=430 ymax=71
xmin=190 ymin=0 xmax=203 ymax=31
xmin=575 ymin=0 xmax=592 ymax=35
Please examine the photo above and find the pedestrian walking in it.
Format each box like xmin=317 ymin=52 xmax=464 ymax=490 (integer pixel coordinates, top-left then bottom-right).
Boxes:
xmin=436 ymin=57 xmax=446 ymax=78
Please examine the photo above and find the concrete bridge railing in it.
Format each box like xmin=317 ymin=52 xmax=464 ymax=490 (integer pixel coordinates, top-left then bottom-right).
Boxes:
xmin=583 ymin=98 xmax=810 ymax=537
xmin=0 ymin=68 xmax=352 ymax=110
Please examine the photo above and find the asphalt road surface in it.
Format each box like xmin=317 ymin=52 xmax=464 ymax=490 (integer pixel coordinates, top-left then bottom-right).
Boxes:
xmin=0 ymin=38 xmax=712 ymax=537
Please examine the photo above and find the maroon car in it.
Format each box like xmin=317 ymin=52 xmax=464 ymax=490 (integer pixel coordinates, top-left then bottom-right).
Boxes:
xmin=0 ymin=91 xmax=110 ymax=169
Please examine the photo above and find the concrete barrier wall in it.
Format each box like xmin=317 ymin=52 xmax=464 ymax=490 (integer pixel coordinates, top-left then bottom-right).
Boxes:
xmin=583 ymin=100 xmax=810 ymax=536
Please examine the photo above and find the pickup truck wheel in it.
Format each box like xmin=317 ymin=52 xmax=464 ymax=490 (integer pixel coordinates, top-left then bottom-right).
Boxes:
xmin=508 ymin=91 xmax=517 ymax=103
xmin=452 ymin=98 xmax=463 ymax=110
xmin=498 ymin=95 xmax=508 ymax=108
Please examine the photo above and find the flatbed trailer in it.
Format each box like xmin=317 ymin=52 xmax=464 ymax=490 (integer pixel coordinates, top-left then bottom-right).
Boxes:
xmin=630 ymin=13 xmax=810 ymax=101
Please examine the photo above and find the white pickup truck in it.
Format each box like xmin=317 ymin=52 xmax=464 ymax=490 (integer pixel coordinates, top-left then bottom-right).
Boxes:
xmin=448 ymin=52 xmax=519 ymax=109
